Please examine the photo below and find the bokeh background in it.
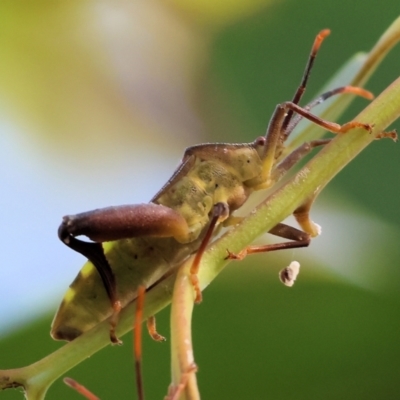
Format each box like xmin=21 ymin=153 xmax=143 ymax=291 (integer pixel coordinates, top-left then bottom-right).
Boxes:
xmin=1 ymin=0 xmax=400 ymax=399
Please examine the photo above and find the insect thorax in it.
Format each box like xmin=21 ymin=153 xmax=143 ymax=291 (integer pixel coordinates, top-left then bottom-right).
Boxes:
xmin=156 ymin=147 xmax=263 ymax=242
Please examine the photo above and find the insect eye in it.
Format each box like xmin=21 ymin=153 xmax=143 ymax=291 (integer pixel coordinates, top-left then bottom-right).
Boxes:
xmin=254 ymin=136 xmax=266 ymax=147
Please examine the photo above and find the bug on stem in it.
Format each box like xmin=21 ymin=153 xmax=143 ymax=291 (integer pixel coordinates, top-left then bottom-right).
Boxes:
xmin=52 ymin=29 xmax=389 ymax=346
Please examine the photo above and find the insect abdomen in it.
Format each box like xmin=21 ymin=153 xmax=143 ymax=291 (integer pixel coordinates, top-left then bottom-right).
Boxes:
xmin=51 ymin=236 xmax=191 ymax=341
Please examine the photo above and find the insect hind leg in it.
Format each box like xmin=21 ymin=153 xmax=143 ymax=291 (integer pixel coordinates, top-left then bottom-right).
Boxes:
xmin=58 ymin=221 xmax=122 ymax=344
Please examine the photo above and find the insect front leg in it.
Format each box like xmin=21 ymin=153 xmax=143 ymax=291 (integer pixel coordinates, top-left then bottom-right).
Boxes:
xmin=190 ymin=202 xmax=229 ymax=304
xmin=58 ymin=203 xmax=191 ymax=344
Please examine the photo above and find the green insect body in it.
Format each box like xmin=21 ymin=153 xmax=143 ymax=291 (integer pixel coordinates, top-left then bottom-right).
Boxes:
xmin=153 ymin=143 xmax=268 ymax=229
xmin=52 ymin=29 xmax=379 ymax=343
xmin=51 ymin=141 xmax=270 ymax=340
xmin=52 ymin=237 xmax=195 ymax=340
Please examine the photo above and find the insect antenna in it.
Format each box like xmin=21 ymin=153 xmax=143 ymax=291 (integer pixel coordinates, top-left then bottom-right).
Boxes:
xmin=281 ymin=29 xmax=331 ymax=138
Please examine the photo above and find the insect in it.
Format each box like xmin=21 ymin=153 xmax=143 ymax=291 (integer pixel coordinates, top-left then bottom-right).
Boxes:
xmin=51 ymin=29 xmax=380 ymax=345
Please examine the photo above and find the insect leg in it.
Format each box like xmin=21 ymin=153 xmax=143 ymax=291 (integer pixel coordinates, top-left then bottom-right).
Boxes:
xmin=260 ymin=89 xmax=374 ymax=188
xmin=281 ymin=101 xmax=373 ymax=134
xmin=190 ymin=202 xmax=229 ymax=303
xmin=271 ymin=138 xmax=331 ymax=183
xmin=134 ymin=286 xmax=145 ymax=400
xmin=134 ymin=289 xmax=167 ymax=399
xmin=58 ymin=203 xmax=192 ymax=344
xmin=60 ymin=203 xmax=190 ymax=243
xmin=225 ymin=222 xmax=310 ymax=260
xmin=293 ymin=196 xmax=321 ymax=237
xmin=147 ymin=315 xmax=166 ymax=342
xmin=284 ymin=85 xmax=374 ymax=140
xmin=58 ymin=223 xmax=122 ymax=344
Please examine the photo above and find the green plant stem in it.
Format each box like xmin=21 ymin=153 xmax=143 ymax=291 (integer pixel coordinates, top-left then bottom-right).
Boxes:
xmin=169 ymin=264 xmax=200 ymax=400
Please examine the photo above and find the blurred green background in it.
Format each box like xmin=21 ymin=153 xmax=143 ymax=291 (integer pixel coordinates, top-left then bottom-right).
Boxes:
xmin=1 ymin=0 xmax=400 ymax=399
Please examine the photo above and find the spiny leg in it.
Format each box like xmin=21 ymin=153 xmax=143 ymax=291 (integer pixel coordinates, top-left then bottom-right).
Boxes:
xmin=190 ymin=202 xmax=229 ymax=303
